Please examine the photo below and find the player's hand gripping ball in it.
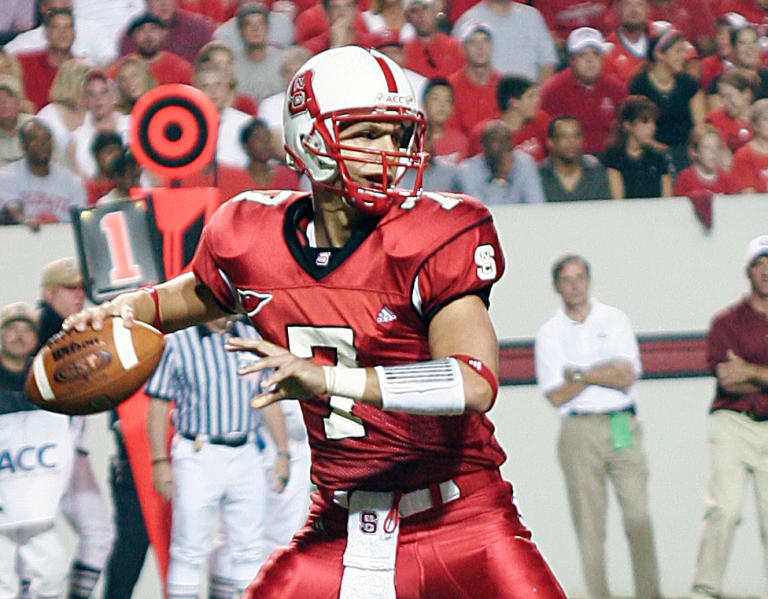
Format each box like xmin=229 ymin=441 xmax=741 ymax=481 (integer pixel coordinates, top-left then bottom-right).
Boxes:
xmin=24 ymin=317 xmax=164 ymax=415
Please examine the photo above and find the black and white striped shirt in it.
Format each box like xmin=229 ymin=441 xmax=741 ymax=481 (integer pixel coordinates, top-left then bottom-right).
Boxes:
xmin=145 ymin=321 xmax=264 ymax=437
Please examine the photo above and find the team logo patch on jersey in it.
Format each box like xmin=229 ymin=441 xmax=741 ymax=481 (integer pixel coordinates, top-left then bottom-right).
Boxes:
xmin=236 ymin=289 xmax=273 ymax=317
xmin=316 ymin=251 xmax=331 ymax=266
xmin=376 ymin=306 xmax=397 ymax=324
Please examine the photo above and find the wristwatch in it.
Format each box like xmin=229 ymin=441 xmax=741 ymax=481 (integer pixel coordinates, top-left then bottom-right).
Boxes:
xmin=571 ymin=369 xmax=585 ymax=383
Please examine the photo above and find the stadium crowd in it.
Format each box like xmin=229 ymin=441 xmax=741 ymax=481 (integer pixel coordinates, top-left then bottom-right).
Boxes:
xmin=3 ymin=0 xmax=768 ymax=222
xmin=1 ymin=0 xmax=768 ymax=598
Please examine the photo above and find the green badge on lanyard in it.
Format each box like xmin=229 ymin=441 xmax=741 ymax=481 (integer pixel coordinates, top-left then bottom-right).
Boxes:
xmin=609 ymin=411 xmax=633 ymax=450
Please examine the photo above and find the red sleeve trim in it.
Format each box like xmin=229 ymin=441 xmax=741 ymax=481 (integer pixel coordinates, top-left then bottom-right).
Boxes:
xmin=451 ymin=353 xmax=499 ymax=409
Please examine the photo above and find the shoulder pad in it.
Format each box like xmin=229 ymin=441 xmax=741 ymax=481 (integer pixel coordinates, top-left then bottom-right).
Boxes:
xmin=229 ymin=189 xmax=309 ymax=207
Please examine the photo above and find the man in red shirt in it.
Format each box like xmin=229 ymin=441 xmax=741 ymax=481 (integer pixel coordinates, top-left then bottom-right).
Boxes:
xmin=541 ymin=27 xmax=628 ymax=155
xmin=64 ymin=45 xmax=566 ymax=599
xmin=603 ymin=0 xmax=650 ymax=83
xmin=17 ymin=8 xmax=74 ymax=111
xmin=690 ymin=235 xmax=768 ymax=599
xmin=448 ymin=23 xmax=502 ymax=137
xmin=119 ymin=0 xmax=213 ymax=65
xmin=403 ymin=0 xmax=465 ymax=79
xmin=112 ymin=13 xmax=194 ymax=85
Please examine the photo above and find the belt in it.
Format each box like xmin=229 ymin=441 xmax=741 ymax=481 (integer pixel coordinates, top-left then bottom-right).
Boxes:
xmin=179 ymin=432 xmax=252 ymax=447
xmin=325 ymin=469 xmax=500 ymax=519
xmin=567 ymin=405 xmax=636 ymax=417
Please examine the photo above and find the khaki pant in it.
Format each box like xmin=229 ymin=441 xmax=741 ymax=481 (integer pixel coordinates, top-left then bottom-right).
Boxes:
xmin=558 ymin=413 xmax=661 ymax=599
xmin=692 ymin=410 xmax=768 ymax=599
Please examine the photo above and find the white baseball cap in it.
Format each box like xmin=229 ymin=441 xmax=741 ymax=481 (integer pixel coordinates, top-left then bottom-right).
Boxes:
xmin=746 ymin=235 xmax=768 ymax=266
xmin=567 ymin=27 xmax=607 ymax=55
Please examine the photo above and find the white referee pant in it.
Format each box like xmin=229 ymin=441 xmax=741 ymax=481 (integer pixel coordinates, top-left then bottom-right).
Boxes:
xmin=167 ymin=433 xmax=268 ymax=598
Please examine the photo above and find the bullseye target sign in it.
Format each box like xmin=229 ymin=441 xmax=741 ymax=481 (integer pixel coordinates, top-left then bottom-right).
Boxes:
xmin=130 ymin=84 xmax=218 ymax=179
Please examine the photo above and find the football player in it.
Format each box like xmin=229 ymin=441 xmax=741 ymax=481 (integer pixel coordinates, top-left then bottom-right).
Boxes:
xmin=64 ymin=46 xmax=565 ymax=598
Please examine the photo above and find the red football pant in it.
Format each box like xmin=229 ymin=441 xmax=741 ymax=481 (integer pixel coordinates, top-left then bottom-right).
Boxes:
xmin=242 ymin=479 xmax=566 ymax=599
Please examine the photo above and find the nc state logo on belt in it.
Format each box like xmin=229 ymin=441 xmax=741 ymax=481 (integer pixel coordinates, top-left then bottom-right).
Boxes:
xmin=360 ymin=511 xmax=378 ymax=534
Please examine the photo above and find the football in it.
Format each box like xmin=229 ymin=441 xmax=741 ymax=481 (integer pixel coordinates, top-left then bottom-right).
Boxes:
xmin=24 ymin=317 xmax=165 ymax=415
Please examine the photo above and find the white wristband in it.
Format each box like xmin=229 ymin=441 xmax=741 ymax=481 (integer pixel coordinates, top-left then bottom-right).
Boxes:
xmin=322 ymin=365 xmax=367 ymax=401
xmin=375 ymin=358 xmax=465 ymax=414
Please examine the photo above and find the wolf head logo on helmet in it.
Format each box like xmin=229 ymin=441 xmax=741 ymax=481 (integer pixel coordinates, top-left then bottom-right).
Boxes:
xmin=283 ymin=46 xmax=427 ymax=216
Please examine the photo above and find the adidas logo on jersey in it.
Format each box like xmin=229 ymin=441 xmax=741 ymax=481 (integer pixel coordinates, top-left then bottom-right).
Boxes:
xmin=376 ymin=306 xmax=397 ymax=324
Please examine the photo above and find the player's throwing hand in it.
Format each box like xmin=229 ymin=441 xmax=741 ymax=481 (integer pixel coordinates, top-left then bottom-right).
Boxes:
xmin=226 ymin=337 xmax=327 ymax=408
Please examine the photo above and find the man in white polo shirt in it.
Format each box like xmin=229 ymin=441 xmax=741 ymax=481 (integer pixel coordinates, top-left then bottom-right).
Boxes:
xmin=534 ymin=253 xmax=661 ymax=599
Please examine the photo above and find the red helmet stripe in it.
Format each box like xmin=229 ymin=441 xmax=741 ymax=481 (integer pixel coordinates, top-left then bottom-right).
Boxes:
xmin=373 ymin=55 xmax=398 ymax=93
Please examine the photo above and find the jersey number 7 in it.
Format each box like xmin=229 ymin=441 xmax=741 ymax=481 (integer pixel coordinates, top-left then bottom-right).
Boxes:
xmin=286 ymin=326 xmax=366 ymax=440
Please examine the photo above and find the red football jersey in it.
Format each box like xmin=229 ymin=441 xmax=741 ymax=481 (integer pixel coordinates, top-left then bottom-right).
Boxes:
xmin=193 ymin=191 xmax=507 ymax=491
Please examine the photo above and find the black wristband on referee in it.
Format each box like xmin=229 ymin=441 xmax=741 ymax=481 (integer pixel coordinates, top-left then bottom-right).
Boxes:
xmin=152 ymin=457 xmax=169 ymax=464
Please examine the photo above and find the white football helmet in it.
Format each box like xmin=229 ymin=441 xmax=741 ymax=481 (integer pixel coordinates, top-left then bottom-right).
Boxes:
xmin=283 ymin=45 xmax=427 ymax=216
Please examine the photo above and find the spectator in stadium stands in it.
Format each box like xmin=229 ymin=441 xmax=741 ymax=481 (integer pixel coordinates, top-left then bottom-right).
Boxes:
xmin=240 ymin=118 xmax=301 ymax=189
xmin=295 ymin=0 xmax=373 ymax=55
xmin=113 ymin=54 xmax=158 ymax=115
xmin=707 ymin=69 xmax=757 ymax=153
xmin=456 ymin=119 xmax=546 ymax=204
xmin=447 ymin=23 xmax=502 ymax=138
xmin=708 ymin=25 xmax=768 ymax=106
xmin=196 ymin=41 xmax=258 ymax=116
xmin=603 ymin=0 xmax=651 ymax=84
xmin=36 ymin=58 xmax=89 ymax=168
xmin=232 ymin=4 xmax=284 ymax=102
xmin=470 ymin=76 xmax=549 ymax=161
xmin=115 ymin=13 xmax=194 ymax=86
xmin=213 ymin=0 xmax=295 ymax=50
xmin=362 ymin=0 xmax=412 ymax=41
xmin=120 ymin=0 xmax=214 ymax=65
xmin=534 ymin=0 xmax=612 ymax=49
xmin=534 ymin=253 xmax=661 ymax=599
xmin=84 ymin=131 xmax=122 ymax=205
xmin=674 ymin=127 xmax=735 ymax=196
xmin=539 ymin=116 xmax=611 ymax=201
xmin=0 ymin=118 xmax=86 ymax=227
xmin=68 ymin=70 xmax=130 ymax=180
xmin=452 ymin=0 xmax=557 ymax=81
xmin=257 ymin=45 xmax=312 ymax=158
xmin=5 ymin=0 xmax=117 ymax=67
xmin=16 ymin=8 xmax=75 ymax=112
xmin=96 ymin=147 xmax=141 ymax=206
xmin=403 ymin=0 xmax=465 ymax=80
xmin=689 ymin=234 xmax=768 ymax=599
xmin=700 ymin=14 xmax=741 ymax=94
xmin=0 ymin=76 xmax=32 ymax=167
xmin=195 ymin=63 xmax=250 ymax=169
xmin=603 ymin=95 xmax=675 ymax=198
xmin=731 ymin=97 xmax=768 ymax=191
xmin=540 ymin=27 xmax=629 ymax=155
xmin=400 ymin=131 xmax=461 ymax=191
xmin=629 ymin=29 xmax=706 ymax=170
xmin=423 ymin=78 xmax=468 ymax=166
xmin=0 ymin=1 xmax=36 ymax=46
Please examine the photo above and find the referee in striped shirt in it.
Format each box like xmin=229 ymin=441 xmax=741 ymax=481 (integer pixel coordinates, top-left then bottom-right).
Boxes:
xmin=146 ymin=316 xmax=290 ymax=599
